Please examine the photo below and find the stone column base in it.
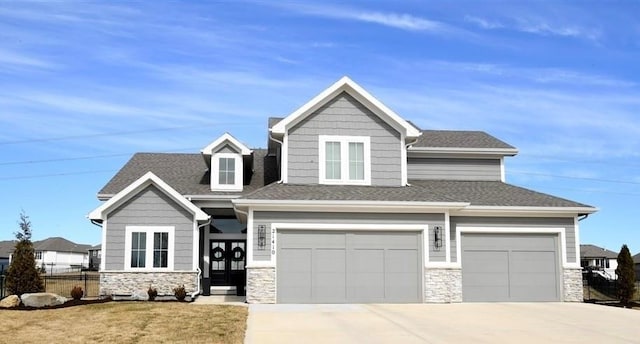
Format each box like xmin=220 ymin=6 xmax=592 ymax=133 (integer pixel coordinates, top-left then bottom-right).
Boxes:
xmin=246 ymin=266 xmax=276 ymax=303
xmin=424 ymin=268 xmax=462 ymax=303
xmin=563 ymin=267 xmax=584 ymax=302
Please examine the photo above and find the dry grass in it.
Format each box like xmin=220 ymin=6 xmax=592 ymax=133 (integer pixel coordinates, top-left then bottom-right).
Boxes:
xmin=1 ymin=302 xmax=247 ymax=344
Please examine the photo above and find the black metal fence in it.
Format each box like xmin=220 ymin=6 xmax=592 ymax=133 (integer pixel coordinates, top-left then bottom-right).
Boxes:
xmin=583 ymin=272 xmax=640 ymax=301
xmin=43 ymin=273 xmax=100 ymax=298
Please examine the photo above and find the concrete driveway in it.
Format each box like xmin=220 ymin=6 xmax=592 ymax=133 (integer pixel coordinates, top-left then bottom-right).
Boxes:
xmin=245 ymin=303 xmax=640 ymax=343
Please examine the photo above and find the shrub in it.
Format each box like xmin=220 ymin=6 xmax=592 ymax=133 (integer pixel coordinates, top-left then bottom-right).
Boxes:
xmin=615 ymin=244 xmax=636 ymax=307
xmin=70 ymin=285 xmax=84 ymax=300
xmin=147 ymin=286 xmax=158 ymax=301
xmin=5 ymin=212 xmax=44 ymax=296
xmin=173 ymin=285 xmax=187 ymax=301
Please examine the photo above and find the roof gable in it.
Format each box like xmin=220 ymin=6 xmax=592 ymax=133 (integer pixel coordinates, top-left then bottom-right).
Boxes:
xmin=271 ymin=76 xmax=421 ymax=139
xmin=201 ymin=132 xmax=251 ymax=156
xmin=89 ymin=171 xmax=209 ymax=222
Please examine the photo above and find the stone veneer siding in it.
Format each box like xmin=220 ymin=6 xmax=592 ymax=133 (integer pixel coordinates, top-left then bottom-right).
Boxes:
xmin=563 ymin=267 xmax=584 ymax=302
xmin=246 ymin=267 xmax=276 ymax=303
xmin=100 ymin=271 xmax=198 ymax=296
xmin=424 ymin=268 xmax=462 ymax=303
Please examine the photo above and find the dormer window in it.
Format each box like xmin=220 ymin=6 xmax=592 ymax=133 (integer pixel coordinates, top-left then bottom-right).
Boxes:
xmin=201 ymin=133 xmax=252 ymax=192
xmin=319 ymin=135 xmax=371 ymax=185
xmin=212 ymin=153 xmax=242 ymax=191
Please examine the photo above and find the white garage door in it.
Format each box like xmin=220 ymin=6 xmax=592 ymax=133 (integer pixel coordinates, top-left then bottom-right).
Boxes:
xmin=461 ymin=233 xmax=560 ymax=302
xmin=277 ymin=230 xmax=421 ymax=303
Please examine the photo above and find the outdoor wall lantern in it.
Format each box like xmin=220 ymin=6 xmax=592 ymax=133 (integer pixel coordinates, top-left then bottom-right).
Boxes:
xmin=433 ymin=226 xmax=443 ymax=250
xmin=258 ymin=225 xmax=266 ymax=250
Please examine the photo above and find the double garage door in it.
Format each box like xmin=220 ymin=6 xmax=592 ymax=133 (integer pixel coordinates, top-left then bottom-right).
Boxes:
xmin=277 ymin=230 xmax=421 ymax=303
xmin=461 ymin=233 xmax=560 ymax=302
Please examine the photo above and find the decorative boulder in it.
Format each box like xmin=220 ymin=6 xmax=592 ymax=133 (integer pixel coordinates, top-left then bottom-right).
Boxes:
xmin=131 ymin=289 xmax=149 ymax=301
xmin=21 ymin=293 xmax=67 ymax=308
xmin=0 ymin=295 xmax=21 ymax=308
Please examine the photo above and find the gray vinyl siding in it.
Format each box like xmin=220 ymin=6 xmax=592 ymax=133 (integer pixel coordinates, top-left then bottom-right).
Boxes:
xmin=215 ymin=144 xmax=239 ymax=154
xmin=252 ymin=211 xmax=444 ymax=262
xmin=287 ymin=92 xmax=402 ymax=186
xmin=105 ymin=185 xmax=195 ymax=271
xmin=408 ymin=158 xmax=501 ymax=181
xmin=449 ymin=216 xmax=576 ymax=263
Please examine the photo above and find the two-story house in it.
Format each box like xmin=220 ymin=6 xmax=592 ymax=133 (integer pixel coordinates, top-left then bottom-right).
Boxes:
xmin=89 ymin=76 xmax=596 ymax=303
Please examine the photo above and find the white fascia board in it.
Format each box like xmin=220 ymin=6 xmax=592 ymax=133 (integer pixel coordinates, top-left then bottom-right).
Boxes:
xmin=184 ymin=194 xmax=241 ymax=200
xmin=271 ymin=76 xmax=421 ymax=138
xmin=408 ymin=147 xmax=519 ymax=156
xmin=453 ymin=206 xmax=598 ymax=216
xmin=232 ymin=199 xmax=468 ymax=213
xmin=88 ymin=171 xmax=210 ymax=222
xmin=200 ymin=132 xmax=252 ymax=155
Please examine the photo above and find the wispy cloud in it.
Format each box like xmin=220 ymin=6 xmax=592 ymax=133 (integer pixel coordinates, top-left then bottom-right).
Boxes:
xmin=465 ymin=14 xmax=601 ymax=41
xmin=0 ymin=50 xmax=58 ymax=71
xmin=464 ymin=16 xmax=504 ymax=29
xmin=272 ymin=3 xmax=451 ymax=33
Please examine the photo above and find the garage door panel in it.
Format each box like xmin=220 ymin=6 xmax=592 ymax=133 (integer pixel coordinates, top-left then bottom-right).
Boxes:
xmin=280 ymin=231 xmax=346 ymax=249
xmin=461 ymin=233 xmax=560 ymax=302
xmin=386 ymin=249 xmax=420 ymax=301
xmin=352 ymin=232 xmax=419 ymax=249
xmin=277 ymin=248 xmax=312 ymax=303
xmin=349 ymin=249 xmax=385 ymax=302
xmin=313 ymin=249 xmax=346 ymax=302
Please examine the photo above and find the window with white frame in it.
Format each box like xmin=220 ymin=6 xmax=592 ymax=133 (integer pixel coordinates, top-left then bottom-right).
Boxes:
xmin=124 ymin=226 xmax=174 ymax=270
xmin=34 ymin=251 xmax=42 ymax=260
xmin=211 ymin=153 xmax=243 ymax=191
xmin=319 ymin=135 xmax=371 ymax=185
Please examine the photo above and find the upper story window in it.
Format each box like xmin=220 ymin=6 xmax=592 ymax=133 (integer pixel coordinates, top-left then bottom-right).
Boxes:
xmin=34 ymin=251 xmax=42 ymax=260
xmin=125 ymin=226 xmax=174 ymax=271
xmin=319 ymin=135 xmax=371 ymax=185
xmin=212 ymin=153 xmax=242 ymax=191
xmin=218 ymin=157 xmax=236 ymax=185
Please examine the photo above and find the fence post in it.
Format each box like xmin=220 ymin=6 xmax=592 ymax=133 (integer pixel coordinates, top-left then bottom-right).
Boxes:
xmin=84 ymin=273 xmax=88 ymax=297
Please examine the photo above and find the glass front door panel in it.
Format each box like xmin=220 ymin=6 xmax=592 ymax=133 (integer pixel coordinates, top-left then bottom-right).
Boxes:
xmin=210 ymin=240 xmax=246 ymax=286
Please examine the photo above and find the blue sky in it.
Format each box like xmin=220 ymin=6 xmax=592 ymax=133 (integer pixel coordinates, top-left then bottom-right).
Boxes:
xmin=0 ymin=1 xmax=638 ymax=254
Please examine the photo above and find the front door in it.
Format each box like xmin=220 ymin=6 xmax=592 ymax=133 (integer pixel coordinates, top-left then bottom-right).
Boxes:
xmin=210 ymin=240 xmax=246 ymax=287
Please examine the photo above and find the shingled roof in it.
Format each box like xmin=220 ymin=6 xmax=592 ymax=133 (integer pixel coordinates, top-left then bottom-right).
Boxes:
xmin=33 ymin=237 xmax=92 ymax=254
xmin=413 ymin=130 xmax=515 ymax=149
xmin=98 ymin=149 xmax=275 ymax=198
xmin=580 ymin=244 xmax=618 ymax=259
xmin=240 ymin=180 xmax=592 ymax=209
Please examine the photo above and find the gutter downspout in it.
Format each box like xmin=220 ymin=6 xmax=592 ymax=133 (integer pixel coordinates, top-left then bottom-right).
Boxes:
xmin=90 ymin=219 xmax=103 ymax=228
xmin=191 ymin=218 xmax=211 ymax=299
xmin=404 ymin=136 xmax=420 ymax=187
xmin=578 ymin=214 xmax=589 ymax=221
xmin=268 ymin=130 xmax=284 ymax=183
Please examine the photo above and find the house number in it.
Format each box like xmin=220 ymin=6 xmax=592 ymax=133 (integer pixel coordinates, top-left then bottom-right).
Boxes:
xmin=271 ymin=227 xmax=276 ymax=256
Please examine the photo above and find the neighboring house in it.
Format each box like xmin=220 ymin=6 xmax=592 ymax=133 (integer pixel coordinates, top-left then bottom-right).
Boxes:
xmin=31 ymin=237 xmax=91 ymax=273
xmin=634 ymin=253 xmax=640 ymax=281
xmin=0 ymin=240 xmax=14 ymax=273
xmin=88 ymin=244 xmax=101 ymax=271
xmin=580 ymin=244 xmax=618 ymax=280
xmin=89 ymin=76 xmax=596 ymax=303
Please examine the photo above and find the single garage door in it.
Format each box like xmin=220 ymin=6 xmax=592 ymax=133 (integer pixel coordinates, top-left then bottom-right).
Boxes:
xmin=277 ymin=230 xmax=421 ymax=303
xmin=461 ymin=233 xmax=560 ymax=302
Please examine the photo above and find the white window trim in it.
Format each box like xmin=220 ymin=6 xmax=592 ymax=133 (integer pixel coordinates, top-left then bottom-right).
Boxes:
xmin=124 ymin=226 xmax=175 ymax=271
xmin=318 ymin=135 xmax=371 ymax=185
xmin=211 ymin=152 xmax=243 ymax=191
